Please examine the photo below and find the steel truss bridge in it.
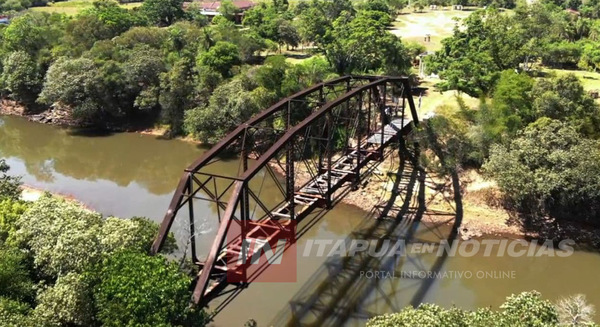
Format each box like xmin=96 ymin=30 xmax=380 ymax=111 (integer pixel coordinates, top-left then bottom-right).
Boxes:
xmin=150 ymin=75 xmax=420 ymax=307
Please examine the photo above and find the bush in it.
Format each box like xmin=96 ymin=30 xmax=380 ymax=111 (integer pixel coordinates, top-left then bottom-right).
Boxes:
xmin=0 ymin=199 xmax=28 ymax=243
xmin=15 ymin=195 xmax=103 ymax=277
xmin=0 ymin=159 xmax=21 ymax=201
xmin=483 ymin=118 xmax=600 ymax=222
xmin=367 ymin=291 xmax=558 ymax=327
xmin=94 ymin=251 xmax=207 ymax=327
xmin=0 ymin=245 xmax=34 ymax=302
xmin=0 ymin=297 xmax=32 ymax=327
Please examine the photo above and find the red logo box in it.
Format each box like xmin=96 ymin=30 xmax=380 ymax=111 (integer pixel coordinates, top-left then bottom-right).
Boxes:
xmin=225 ymin=219 xmax=297 ymax=283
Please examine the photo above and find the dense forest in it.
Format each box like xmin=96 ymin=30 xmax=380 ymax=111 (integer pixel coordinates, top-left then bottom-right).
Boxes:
xmin=0 ymin=159 xmax=208 ymax=326
xmin=421 ymin=2 xmax=600 ymax=229
xmin=0 ymin=0 xmax=417 ymax=142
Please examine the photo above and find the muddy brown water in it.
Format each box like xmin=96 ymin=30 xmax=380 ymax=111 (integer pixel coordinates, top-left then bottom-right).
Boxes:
xmin=2 ymin=115 xmax=600 ymax=326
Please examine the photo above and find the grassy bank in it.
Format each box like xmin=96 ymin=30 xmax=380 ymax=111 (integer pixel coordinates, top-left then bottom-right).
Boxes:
xmin=30 ymin=0 xmax=142 ymax=15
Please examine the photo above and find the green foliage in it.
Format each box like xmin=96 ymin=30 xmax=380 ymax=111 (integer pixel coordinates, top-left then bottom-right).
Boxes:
xmin=0 ymin=159 xmax=21 ymax=202
xmin=94 ymin=251 xmax=208 ymax=327
xmin=37 ymin=57 xmax=105 ymax=122
xmin=0 ymin=245 xmax=34 ymax=302
xmin=219 ymin=0 xmax=240 ymax=21
xmin=184 ymin=77 xmax=266 ymax=143
xmin=478 ymin=70 xmax=535 ymax=148
xmin=100 ymin=216 xmax=176 ymax=254
xmin=0 ymin=51 xmax=41 ymax=105
xmin=31 ymin=272 xmax=94 ymax=326
xmin=198 ymin=41 xmax=241 ymax=78
xmin=531 ymin=74 xmax=600 ymax=137
xmin=141 ymin=0 xmax=184 ymax=26
xmin=63 ymin=0 xmax=137 ymax=54
xmin=367 ymin=291 xmax=558 ymax=327
xmin=0 ymin=297 xmax=32 ymax=327
xmin=322 ymin=9 xmax=410 ymax=74
xmin=483 ymin=118 xmax=600 ymax=221
xmin=418 ymin=102 xmax=482 ymax=173
xmin=0 ymin=12 xmax=63 ymax=58
xmin=0 ymin=199 xmax=28 ymax=243
xmin=15 ymin=195 xmax=103 ymax=277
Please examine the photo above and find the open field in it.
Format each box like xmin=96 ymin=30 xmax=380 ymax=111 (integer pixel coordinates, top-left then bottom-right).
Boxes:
xmin=416 ymin=78 xmax=481 ymax=116
xmin=543 ymin=68 xmax=600 ymax=92
xmin=30 ymin=0 xmax=142 ymax=15
xmin=390 ymin=8 xmax=474 ymax=51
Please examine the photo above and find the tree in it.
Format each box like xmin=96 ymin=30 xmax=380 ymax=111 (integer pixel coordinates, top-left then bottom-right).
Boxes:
xmin=15 ymin=195 xmax=103 ymax=277
xmin=0 ymin=297 xmax=31 ymax=327
xmin=0 ymin=199 xmax=28 ymax=243
xmin=367 ymin=291 xmax=559 ymax=326
xmin=219 ymin=0 xmax=241 ymax=21
xmin=579 ymin=41 xmax=600 ymax=71
xmin=31 ymin=273 xmax=94 ymax=327
xmin=93 ymin=251 xmax=207 ymax=326
xmin=531 ymin=74 xmax=600 ymax=137
xmin=141 ymin=0 xmax=184 ymax=26
xmin=556 ymin=294 xmax=596 ymax=326
xmin=159 ymin=58 xmax=195 ymax=136
xmin=322 ymin=10 xmax=410 ymax=74
xmin=480 ymin=69 xmax=535 ymax=145
xmin=483 ymin=118 xmax=600 ymax=221
xmin=0 ymin=245 xmax=34 ymax=302
xmin=426 ymin=8 xmax=553 ymax=96
xmin=0 ymin=51 xmax=41 ymax=105
xmin=63 ymin=0 xmax=136 ymax=53
xmin=197 ymin=41 xmax=241 ymax=77
xmin=100 ymin=217 xmax=176 ymax=254
xmin=184 ymin=78 xmax=265 ymax=143
xmin=0 ymin=159 xmax=21 ymax=201
xmin=37 ymin=57 xmax=105 ymax=123
xmin=277 ymin=20 xmax=300 ymax=50
xmin=1 ymin=12 xmax=62 ymax=58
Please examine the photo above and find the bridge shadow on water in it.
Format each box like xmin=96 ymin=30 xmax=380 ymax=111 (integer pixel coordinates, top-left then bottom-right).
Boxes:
xmin=268 ymin=139 xmax=464 ymax=327
xmin=204 ymin=136 xmax=464 ymax=325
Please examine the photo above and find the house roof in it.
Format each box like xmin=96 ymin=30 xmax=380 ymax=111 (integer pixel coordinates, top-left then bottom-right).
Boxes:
xmin=187 ymin=0 xmax=256 ymax=10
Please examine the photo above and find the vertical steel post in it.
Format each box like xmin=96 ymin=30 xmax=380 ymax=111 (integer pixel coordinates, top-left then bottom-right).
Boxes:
xmin=367 ymin=88 xmax=372 ymax=139
xmin=187 ymin=176 xmax=198 ymax=263
xmin=354 ymin=91 xmax=362 ymax=189
xmin=326 ymin=112 xmax=333 ymax=209
xmin=286 ymin=101 xmax=295 ymax=219
xmin=318 ymin=87 xmax=325 ymax=174
xmin=380 ymin=83 xmax=387 ymax=160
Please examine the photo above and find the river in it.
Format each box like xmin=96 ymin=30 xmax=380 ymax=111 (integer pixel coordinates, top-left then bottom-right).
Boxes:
xmin=1 ymin=115 xmax=600 ymax=326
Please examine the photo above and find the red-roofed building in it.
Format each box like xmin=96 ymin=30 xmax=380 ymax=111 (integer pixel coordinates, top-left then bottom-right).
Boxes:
xmin=183 ymin=1 xmax=256 ymax=24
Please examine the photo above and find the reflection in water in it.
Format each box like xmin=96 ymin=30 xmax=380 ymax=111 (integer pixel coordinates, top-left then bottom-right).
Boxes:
xmin=0 ymin=115 xmax=216 ymax=218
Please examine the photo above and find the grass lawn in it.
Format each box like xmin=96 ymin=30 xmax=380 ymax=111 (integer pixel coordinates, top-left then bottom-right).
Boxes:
xmin=415 ymin=78 xmax=481 ymax=117
xmin=543 ymin=68 xmax=600 ymax=92
xmin=390 ymin=8 xmax=474 ymax=52
xmin=30 ymin=0 xmax=142 ymax=15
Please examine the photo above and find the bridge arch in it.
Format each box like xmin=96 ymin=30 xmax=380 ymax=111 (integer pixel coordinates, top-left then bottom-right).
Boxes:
xmin=151 ymin=75 xmax=419 ymax=307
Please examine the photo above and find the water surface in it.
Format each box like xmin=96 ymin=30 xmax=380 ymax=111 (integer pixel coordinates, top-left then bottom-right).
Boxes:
xmin=2 ymin=115 xmax=600 ymax=326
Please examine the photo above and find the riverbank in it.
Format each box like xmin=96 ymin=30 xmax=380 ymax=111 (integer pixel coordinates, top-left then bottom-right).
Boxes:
xmin=20 ymin=184 xmax=88 ymax=207
xmin=283 ymin=151 xmax=600 ymax=246
xmin=0 ymin=100 xmax=204 ymax=145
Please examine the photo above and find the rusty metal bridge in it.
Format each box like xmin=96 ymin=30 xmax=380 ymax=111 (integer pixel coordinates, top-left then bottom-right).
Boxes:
xmin=150 ymin=75 xmax=419 ymax=307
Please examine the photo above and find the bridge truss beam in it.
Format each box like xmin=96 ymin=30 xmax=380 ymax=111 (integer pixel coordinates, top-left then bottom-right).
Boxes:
xmin=150 ymin=75 xmax=419 ymax=307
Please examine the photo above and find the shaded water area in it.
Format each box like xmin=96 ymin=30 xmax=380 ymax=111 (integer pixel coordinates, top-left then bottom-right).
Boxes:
xmin=2 ymin=114 xmax=600 ymax=326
